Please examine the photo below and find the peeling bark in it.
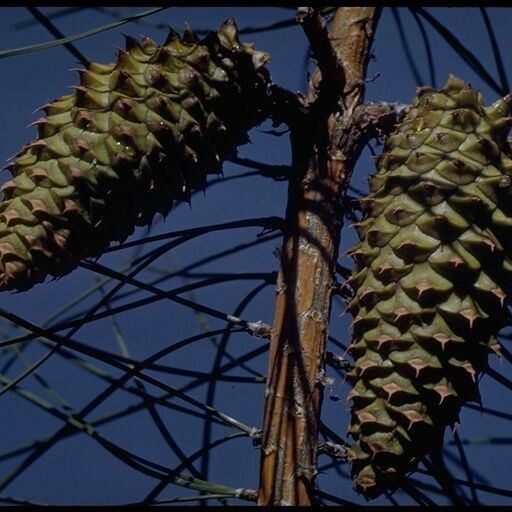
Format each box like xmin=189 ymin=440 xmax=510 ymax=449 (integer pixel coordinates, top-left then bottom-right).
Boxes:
xmin=258 ymin=7 xmax=381 ymax=506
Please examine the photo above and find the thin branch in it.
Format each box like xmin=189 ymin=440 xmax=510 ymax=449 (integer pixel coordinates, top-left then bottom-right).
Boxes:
xmin=391 ymin=7 xmax=423 ymax=86
xmin=91 ymin=6 xmax=336 ymax=35
xmin=422 ymin=453 xmax=465 ymax=505
xmin=145 ymin=431 xmax=249 ymax=504
xmin=413 ymin=7 xmax=504 ymax=95
xmin=102 ymin=216 xmax=282 ymax=254
xmin=464 ymin=402 xmax=512 ymax=422
xmin=14 ymin=7 xmax=89 ymax=29
xmin=480 ymin=7 xmax=510 ymax=94
xmin=0 ymin=7 xmax=168 ymax=59
xmin=226 ymin=156 xmax=291 ymax=180
xmin=409 ymin=8 xmax=436 ymax=87
xmin=0 ymin=326 xmax=260 ymax=493
xmin=200 ymin=281 xmax=270 ymax=487
xmin=26 ymin=7 xmax=90 ymax=66
xmin=416 ymin=468 xmax=512 ymax=498
xmin=0 ymin=309 xmax=257 ymax=435
xmin=399 ymin=479 xmax=437 ymax=506
xmin=79 ymin=259 xmax=270 ymax=337
xmin=0 ymin=273 xmax=272 ymax=341
xmin=0 ymin=332 xmax=264 ymax=467
xmin=453 ymin=431 xmax=480 ymax=505
xmin=486 ymin=366 xmax=512 ymax=392
xmin=0 ymin=496 xmax=48 ymax=506
xmin=100 ymin=284 xmax=205 ymax=482
xmin=129 ymin=232 xmax=280 ymax=278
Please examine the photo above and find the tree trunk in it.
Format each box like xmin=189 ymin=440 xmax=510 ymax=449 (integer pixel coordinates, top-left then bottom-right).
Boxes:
xmin=258 ymin=7 xmax=381 ymax=506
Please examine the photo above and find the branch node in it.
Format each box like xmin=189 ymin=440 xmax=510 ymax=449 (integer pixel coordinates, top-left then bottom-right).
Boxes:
xmin=353 ymin=101 xmax=408 ymax=141
xmin=235 ymin=488 xmax=259 ymax=502
xmin=318 ymin=440 xmax=349 ymax=460
xmin=326 ymin=351 xmax=353 ymax=371
xmin=247 ymin=320 xmax=272 ymax=339
xmin=316 ymin=368 xmax=335 ymax=388
xmin=250 ymin=427 xmax=263 ymax=445
xmin=257 ymin=217 xmax=285 ymax=237
xmin=268 ymin=84 xmax=309 ymax=128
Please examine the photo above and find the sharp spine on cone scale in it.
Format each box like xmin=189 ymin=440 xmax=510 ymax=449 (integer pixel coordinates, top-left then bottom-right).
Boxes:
xmin=346 ymin=75 xmax=512 ymax=499
xmin=0 ymin=19 xmax=271 ymax=292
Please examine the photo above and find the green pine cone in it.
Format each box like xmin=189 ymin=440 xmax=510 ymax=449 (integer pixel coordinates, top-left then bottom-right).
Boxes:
xmin=0 ymin=20 xmax=270 ymax=291
xmin=346 ymin=75 xmax=512 ymax=498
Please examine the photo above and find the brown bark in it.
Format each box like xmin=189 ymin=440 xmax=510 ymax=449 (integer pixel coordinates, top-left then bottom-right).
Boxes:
xmin=258 ymin=7 xmax=381 ymax=506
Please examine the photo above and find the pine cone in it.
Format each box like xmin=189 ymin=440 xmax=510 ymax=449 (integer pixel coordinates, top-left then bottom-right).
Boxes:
xmin=0 ymin=20 xmax=271 ymax=291
xmin=346 ymin=75 xmax=512 ymax=498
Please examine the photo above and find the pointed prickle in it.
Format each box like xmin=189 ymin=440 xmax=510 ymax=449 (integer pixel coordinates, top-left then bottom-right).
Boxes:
xmin=182 ymin=23 xmax=199 ymax=43
xmin=163 ymin=26 xmax=180 ymax=46
xmin=252 ymin=50 xmax=271 ymax=69
xmin=485 ymin=93 xmax=512 ymax=121
xmin=122 ymin=33 xmax=140 ymax=51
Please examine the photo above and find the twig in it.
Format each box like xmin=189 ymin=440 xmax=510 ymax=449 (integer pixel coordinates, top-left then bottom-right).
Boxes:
xmin=409 ymin=8 xmax=436 ymax=88
xmin=79 ymin=259 xmax=270 ymax=337
xmin=0 ymin=7 xmax=168 ymax=60
xmin=392 ymin=7 xmax=423 ymax=86
xmin=413 ymin=7 xmax=504 ymax=95
xmin=227 ymin=156 xmax=291 ymax=181
xmin=26 ymin=7 xmax=90 ymax=66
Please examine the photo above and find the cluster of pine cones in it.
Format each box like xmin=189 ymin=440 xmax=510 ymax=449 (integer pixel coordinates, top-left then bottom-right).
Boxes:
xmin=1 ymin=20 xmax=511 ymax=501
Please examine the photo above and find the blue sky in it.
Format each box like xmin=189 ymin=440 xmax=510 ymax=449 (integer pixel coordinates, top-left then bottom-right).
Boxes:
xmin=0 ymin=6 xmax=511 ymax=506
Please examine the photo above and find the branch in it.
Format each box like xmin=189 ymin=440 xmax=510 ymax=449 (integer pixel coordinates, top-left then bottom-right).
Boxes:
xmin=297 ymin=7 xmax=345 ymax=94
xmin=26 ymin=7 xmax=90 ymax=67
xmin=258 ymin=7 xmax=381 ymax=506
xmin=0 ymin=7 xmax=167 ymax=60
xmin=226 ymin=155 xmax=291 ymax=181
